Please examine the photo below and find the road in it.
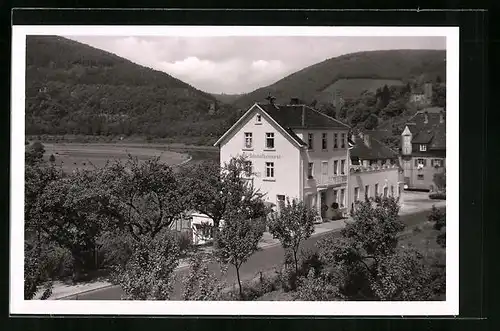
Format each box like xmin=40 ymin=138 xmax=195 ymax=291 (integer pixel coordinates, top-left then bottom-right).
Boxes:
xmin=64 ymin=208 xmax=441 ymax=300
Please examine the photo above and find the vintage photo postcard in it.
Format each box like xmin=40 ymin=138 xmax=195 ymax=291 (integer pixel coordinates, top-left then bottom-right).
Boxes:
xmin=11 ymin=25 xmax=458 ymax=316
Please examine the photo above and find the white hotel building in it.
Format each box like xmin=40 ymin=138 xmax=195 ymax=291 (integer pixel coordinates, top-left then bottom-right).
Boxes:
xmin=214 ymin=99 xmax=401 ymax=221
xmin=187 ymin=99 xmax=403 ymax=244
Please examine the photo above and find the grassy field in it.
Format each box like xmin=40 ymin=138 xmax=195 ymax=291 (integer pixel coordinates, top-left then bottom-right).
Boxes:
xmin=42 ymin=142 xmax=192 ymax=173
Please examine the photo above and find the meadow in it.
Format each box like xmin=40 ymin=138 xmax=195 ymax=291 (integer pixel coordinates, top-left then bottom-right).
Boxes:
xmin=41 ymin=142 xmax=193 ymax=173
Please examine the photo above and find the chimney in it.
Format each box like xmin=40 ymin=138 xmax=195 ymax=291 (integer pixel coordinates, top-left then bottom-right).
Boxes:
xmin=424 ymin=111 xmax=429 ymax=124
xmin=290 ymin=97 xmax=300 ymax=105
xmin=440 ymin=110 xmax=445 ymax=123
xmin=364 ymin=133 xmax=371 ymax=148
xmin=266 ymin=93 xmax=276 ymax=105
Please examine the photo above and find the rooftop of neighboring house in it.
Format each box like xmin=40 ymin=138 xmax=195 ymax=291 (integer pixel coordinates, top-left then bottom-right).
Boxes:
xmin=405 ymin=107 xmax=446 ymax=150
xmin=349 ymin=131 xmax=399 ymax=161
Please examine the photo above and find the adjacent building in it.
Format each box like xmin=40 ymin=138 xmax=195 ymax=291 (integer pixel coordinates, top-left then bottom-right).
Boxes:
xmin=401 ymin=107 xmax=446 ymax=191
xmin=348 ymin=131 xmax=403 ymax=212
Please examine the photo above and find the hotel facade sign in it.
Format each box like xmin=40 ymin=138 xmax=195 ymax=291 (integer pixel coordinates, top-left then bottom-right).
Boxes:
xmin=242 ymin=152 xmax=282 ymax=159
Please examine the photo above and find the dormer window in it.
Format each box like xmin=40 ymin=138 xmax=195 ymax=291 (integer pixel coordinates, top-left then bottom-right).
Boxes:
xmin=256 ymin=114 xmax=262 ymax=124
xmin=419 ymin=144 xmax=427 ymax=152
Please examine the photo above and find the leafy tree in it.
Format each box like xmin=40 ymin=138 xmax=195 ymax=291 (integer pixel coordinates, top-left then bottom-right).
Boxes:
xmin=433 ymin=170 xmax=446 ymax=192
xmin=26 ymin=141 xmax=46 ymax=166
xmin=428 ymin=206 xmax=446 ymax=248
xmin=364 ymin=114 xmax=379 ymax=130
xmin=93 ymin=156 xmax=189 ymax=241
xmin=182 ymin=253 xmax=227 ymax=300
xmin=112 ymin=230 xmax=180 ymax=300
xmin=370 ymin=247 xmax=432 ymax=300
xmin=33 ymin=170 xmax=104 ymax=280
xmin=24 ymin=240 xmax=54 ymax=300
xmin=182 ymin=156 xmax=269 ymax=244
xmin=267 ymin=198 xmax=317 ymax=275
xmin=294 ymin=269 xmax=342 ymax=301
xmin=213 ymin=208 xmax=265 ymax=299
xmin=316 ymin=197 xmax=414 ymax=299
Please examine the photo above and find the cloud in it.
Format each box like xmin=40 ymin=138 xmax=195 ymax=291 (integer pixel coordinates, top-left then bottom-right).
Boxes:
xmin=65 ymin=35 xmax=446 ymax=94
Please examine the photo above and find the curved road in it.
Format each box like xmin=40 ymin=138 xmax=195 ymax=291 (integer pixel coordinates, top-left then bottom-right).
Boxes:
xmin=63 ymin=209 xmax=441 ymax=300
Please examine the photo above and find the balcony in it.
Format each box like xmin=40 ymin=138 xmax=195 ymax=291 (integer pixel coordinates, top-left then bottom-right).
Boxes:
xmin=317 ymin=174 xmax=348 ymax=187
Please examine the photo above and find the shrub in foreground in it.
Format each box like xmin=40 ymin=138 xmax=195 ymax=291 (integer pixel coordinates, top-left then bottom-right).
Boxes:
xmin=112 ymin=230 xmax=180 ymax=300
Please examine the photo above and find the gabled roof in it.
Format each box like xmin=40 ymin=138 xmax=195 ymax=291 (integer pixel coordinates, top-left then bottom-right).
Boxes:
xmin=257 ymin=103 xmax=350 ymax=130
xmin=405 ymin=107 xmax=446 ymax=149
xmin=214 ymin=102 xmax=350 ymax=147
xmin=214 ymin=103 xmax=307 ymax=147
xmin=350 ymin=133 xmax=399 ymax=160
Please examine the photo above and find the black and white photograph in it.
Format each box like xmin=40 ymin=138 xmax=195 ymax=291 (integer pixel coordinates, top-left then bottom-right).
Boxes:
xmin=11 ymin=25 xmax=459 ymax=316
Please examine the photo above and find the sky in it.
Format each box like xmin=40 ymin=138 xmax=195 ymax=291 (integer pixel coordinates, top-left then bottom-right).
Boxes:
xmin=65 ymin=36 xmax=446 ymax=95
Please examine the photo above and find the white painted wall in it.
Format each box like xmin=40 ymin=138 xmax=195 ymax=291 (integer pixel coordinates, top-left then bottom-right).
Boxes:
xmin=297 ymin=129 xmax=350 ymax=210
xmin=349 ymin=166 xmax=401 ymax=208
xmin=219 ymin=108 xmax=301 ymax=206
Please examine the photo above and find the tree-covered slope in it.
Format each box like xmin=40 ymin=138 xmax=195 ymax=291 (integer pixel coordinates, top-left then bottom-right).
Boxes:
xmin=233 ymin=49 xmax=446 ymax=108
xmin=25 ymin=36 xmax=239 ymax=144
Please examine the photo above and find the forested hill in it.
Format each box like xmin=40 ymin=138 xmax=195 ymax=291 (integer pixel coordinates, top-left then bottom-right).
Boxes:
xmin=25 ymin=36 xmax=239 ymax=145
xmin=233 ymin=49 xmax=446 ymax=108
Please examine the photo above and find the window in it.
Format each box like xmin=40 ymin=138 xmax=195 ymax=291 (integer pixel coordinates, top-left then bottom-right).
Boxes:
xmin=383 ymin=186 xmax=388 ymax=197
xmin=333 ymin=133 xmax=338 ymax=149
xmin=333 ymin=160 xmax=338 ymax=175
xmin=415 ymin=158 xmax=427 ymax=167
xmin=340 ymin=159 xmax=345 ymax=175
xmin=265 ymin=162 xmax=274 ymax=178
xmin=341 ymin=133 xmax=346 ymax=148
xmin=244 ymin=161 xmax=253 ymax=176
xmin=333 ymin=190 xmax=338 ymax=203
xmin=322 ymin=133 xmax=327 ymax=150
xmin=307 ymin=162 xmax=314 ymax=178
xmin=277 ymin=195 xmax=285 ymax=208
xmin=391 ymin=185 xmax=394 ymax=196
xmin=375 ymin=183 xmax=379 ymax=196
xmin=265 ymin=132 xmax=275 ymax=149
xmin=398 ymin=186 xmax=401 ymax=196
xmin=365 ymin=185 xmax=370 ymax=198
xmin=256 ymin=114 xmax=262 ymax=123
xmin=419 ymin=144 xmax=427 ymax=152
xmin=244 ymin=132 xmax=253 ymax=149
xmin=354 ymin=187 xmax=359 ymax=202
xmin=432 ymin=159 xmax=443 ymax=167
xmin=340 ymin=189 xmax=345 ymax=207
xmin=308 ymin=133 xmax=314 ymax=150
xmin=417 ymin=174 xmax=424 ymax=180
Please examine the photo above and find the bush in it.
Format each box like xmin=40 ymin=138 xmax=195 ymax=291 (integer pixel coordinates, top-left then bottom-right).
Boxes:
xmin=175 ymin=230 xmax=193 ymax=254
xmin=429 ymin=193 xmax=446 ymax=200
xmin=111 ymin=230 xmax=180 ymax=300
xmin=182 ymin=253 xmax=227 ymax=300
xmin=294 ymin=269 xmax=342 ymax=301
xmin=97 ymin=230 xmax=134 ymax=269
